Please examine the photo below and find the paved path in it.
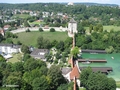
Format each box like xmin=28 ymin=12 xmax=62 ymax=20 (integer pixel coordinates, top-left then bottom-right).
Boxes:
xmin=10 ymin=27 xmax=68 ymax=34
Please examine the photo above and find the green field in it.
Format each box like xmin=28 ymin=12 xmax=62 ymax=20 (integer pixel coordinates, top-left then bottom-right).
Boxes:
xmin=85 ymin=25 xmax=120 ymax=32
xmin=103 ymin=25 xmax=120 ymax=32
xmin=28 ymin=20 xmax=46 ymax=25
xmin=117 ymin=81 xmax=120 ymax=88
xmin=12 ymin=14 xmax=30 ymax=19
xmin=13 ymin=31 xmax=68 ymax=46
xmin=8 ymin=53 xmax=22 ymax=63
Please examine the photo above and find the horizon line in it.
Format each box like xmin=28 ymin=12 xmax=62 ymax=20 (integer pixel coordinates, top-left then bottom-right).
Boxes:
xmin=0 ymin=2 xmax=119 ymax=5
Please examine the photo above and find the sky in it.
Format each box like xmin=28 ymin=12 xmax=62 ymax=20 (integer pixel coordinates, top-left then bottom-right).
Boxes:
xmin=0 ymin=0 xmax=120 ymax=5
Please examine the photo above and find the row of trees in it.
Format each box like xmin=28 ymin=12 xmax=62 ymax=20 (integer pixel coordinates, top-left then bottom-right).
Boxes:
xmin=0 ymin=31 xmax=18 ymax=44
xmin=37 ymin=36 xmax=72 ymax=51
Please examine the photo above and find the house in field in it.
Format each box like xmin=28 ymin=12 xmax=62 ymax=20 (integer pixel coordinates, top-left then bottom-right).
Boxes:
xmin=0 ymin=27 xmax=5 ymax=36
xmin=30 ymin=49 xmax=49 ymax=61
xmin=0 ymin=44 xmax=21 ymax=54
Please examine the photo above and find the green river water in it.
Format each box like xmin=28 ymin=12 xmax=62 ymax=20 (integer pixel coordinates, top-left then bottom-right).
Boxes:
xmin=78 ymin=53 xmax=120 ymax=81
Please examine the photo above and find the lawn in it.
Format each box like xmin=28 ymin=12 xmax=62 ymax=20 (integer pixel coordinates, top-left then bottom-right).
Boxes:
xmin=116 ymin=81 xmax=120 ymax=88
xmin=12 ymin=14 xmax=30 ymax=19
xmin=7 ymin=53 xmax=23 ymax=63
xmin=13 ymin=31 xmax=68 ymax=47
xmin=29 ymin=20 xmax=46 ymax=25
xmin=103 ymin=25 xmax=120 ymax=32
xmin=85 ymin=25 xmax=120 ymax=32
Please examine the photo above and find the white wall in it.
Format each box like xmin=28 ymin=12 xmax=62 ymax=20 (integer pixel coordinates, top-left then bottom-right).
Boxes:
xmin=68 ymin=22 xmax=77 ymax=34
xmin=0 ymin=46 xmax=20 ymax=54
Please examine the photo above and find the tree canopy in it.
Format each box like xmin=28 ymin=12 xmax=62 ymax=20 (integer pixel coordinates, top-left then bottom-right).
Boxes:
xmin=80 ymin=67 xmax=116 ymax=90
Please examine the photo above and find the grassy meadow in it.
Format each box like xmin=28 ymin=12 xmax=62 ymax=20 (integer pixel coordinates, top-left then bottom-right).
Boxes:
xmin=7 ymin=53 xmax=23 ymax=63
xmin=12 ymin=14 xmax=30 ymax=19
xmin=103 ymin=25 xmax=120 ymax=32
xmin=85 ymin=25 xmax=120 ymax=32
xmin=28 ymin=20 xmax=46 ymax=26
xmin=13 ymin=31 xmax=68 ymax=46
xmin=116 ymin=81 xmax=120 ymax=88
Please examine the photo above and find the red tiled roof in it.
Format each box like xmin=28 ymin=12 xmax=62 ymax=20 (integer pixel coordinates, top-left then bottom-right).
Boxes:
xmin=70 ymin=65 xmax=80 ymax=80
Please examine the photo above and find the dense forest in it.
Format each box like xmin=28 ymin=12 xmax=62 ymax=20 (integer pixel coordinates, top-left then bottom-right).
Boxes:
xmin=76 ymin=27 xmax=120 ymax=53
xmin=0 ymin=54 xmax=73 ymax=90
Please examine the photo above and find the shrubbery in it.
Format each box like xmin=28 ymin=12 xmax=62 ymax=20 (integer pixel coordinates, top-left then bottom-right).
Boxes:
xmin=50 ymin=28 xmax=55 ymax=32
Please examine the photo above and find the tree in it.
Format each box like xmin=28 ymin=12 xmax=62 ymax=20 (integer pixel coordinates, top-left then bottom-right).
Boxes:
xmin=37 ymin=36 xmax=44 ymax=48
xmin=12 ymin=62 xmax=24 ymax=73
xmin=21 ymin=44 xmax=30 ymax=54
xmin=39 ymin=28 xmax=43 ymax=32
xmin=45 ymin=52 xmax=52 ymax=62
xmin=71 ymin=46 xmax=79 ymax=59
xmin=102 ymin=34 xmax=108 ymax=42
xmin=80 ymin=67 xmax=116 ymax=90
xmin=89 ymin=24 xmax=93 ymax=33
xmin=85 ymin=35 xmax=92 ymax=44
xmin=25 ymin=28 xmax=30 ymax=32
xmin=47 ymin=65 xmax=67 ymax=89
xmin=0 ymin=33 xmax=3 ymax=42
xmin=5 ymin=31 xmax=13 ymax=38
xmin=23 ymin=68 xmax=45 ymax=85
xmin=0 ymin=55 xmax=5 ymax=62
xmin=55 ymin=51 xmax=61 ymax=59
xmin=24 ymin=20 xmax=30 ymax=27
xmin=20 ymin=80 xmax=32 ymax=90
xmin=56 ymin=41 xmax=64 ymax=51
xmin=22 ymin=54 xmax=31 ymax=62
xmin=32 ymin=76 xmax=50 ymax=90
xmin=37 ymin=36 xmax=51 ymax=49
xmin=0 ymin=19 xmax=3 ymax=27
xmin=51 ymin=40 xmax=58 ymax=47
xmin=105 ymin=46 xmax=114 ymax=53
xmin=50 ymin=28 xmax=55 ymax=32
xmin=17 ymin=40 xmax=22 ymax=45
xmin=5 ymin=71 xmax=22 ymax=87
xmin=77 ymin=24 xmax=85 ymax=34
xmin=80 ymin=67 xmax=92 ymax=87
xmin=57 ymin=82 xmax=73 ymax=90
xmin=23 ymin=58 xmax=46 ymax=71
xmin=0 ymin=71 xmax=3 ymax=86
xmin=107 ymin=78 xmax=116 ymax=90
xmin=64 ymin=37 xmax=72 ymax=49
xmin=87 ymin=72 xmax=108 ymax=90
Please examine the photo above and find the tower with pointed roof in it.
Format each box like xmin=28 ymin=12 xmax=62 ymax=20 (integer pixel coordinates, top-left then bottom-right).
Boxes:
xmin=68 ymin=18 xmax=77 ymax=35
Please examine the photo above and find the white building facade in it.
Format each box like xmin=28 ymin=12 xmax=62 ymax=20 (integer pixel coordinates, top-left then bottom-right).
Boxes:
xmin=68 ymin=18 xmax=77 ymax=34
xmin=0 ymin=44 xmax=21 ymax=54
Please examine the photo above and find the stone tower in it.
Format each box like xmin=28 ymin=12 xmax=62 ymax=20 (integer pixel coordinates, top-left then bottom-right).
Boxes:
xmin=68 ymin=18 xmax=77 ymax=35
